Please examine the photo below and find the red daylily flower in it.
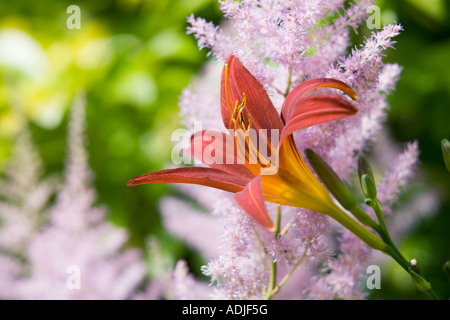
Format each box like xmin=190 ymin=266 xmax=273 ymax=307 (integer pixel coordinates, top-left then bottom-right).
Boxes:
xmin=127 ymin=55 xmax=385 ymax=250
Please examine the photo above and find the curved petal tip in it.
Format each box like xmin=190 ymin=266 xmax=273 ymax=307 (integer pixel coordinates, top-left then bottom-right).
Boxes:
xmin=234 ymin=176 xmax=275 ymax=231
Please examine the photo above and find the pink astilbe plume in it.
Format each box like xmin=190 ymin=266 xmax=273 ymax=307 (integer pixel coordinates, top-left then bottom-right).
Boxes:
xmin=200 ymin=197 xmax=269 ymax=300
xmin=0 ymin=94 xmax=148 ymax=299
xmin=307 ymin=229 xmax=372 ymax=299
xmin=160 ymin=196 xmax=222 ymax=260
xmin=376 ymin=141 xmax=419 ymax=214
xmin=0 ymin=125 xmax=56 ymax=254
xmin=172 ymin=260 xmax=212 ymax=300
xmin=0 ymin=122 xmax=56 ymax=298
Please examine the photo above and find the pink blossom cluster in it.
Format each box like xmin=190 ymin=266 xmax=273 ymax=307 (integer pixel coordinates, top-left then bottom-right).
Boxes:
xmin=0 ymin=95 xmax=148 ymax=299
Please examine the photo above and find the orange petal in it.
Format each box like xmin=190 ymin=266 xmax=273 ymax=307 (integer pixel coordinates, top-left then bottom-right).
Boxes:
xmin=261 ymin=167 xmax=331 ymax=209
xmin=234 ymin=176 xmax=275 ymax=231
xmin=187 ymin=130 xmax=255 ymax=180
xmin=127 ymin=167 xmax=249 ymax=193
xmin=221 ymin=55 xmax=284 ymax=132
xmin=280 ymin=95 xmax=357 ymax=145
xmin=281 ymin=78 xmax=357 ymax=123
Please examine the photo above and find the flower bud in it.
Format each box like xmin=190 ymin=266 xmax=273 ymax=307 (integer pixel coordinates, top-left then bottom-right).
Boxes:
xmin=360 ymin=173 xmax=377 ymax=200
xmin=358 ymin=156 xmax=375 ymax=182
xmin=441 ymin=139 xmax=450 ymax=172
xmin=306 ymin=149 xmax=379 ymax=230
xmin=305 ymin=149 xmax=357 ymax=211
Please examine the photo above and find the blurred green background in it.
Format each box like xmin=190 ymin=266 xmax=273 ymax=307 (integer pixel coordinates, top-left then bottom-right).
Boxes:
xmin=0 ymin=0 xmax=448 ymax=299
xmin=366 ymin=0 xmax=450 ymax=300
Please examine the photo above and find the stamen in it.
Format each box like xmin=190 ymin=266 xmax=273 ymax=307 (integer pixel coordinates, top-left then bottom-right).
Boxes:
xmin=224 ymin=63 xmax=234 ymax=115
xmin=227 ymin=91 xmax=275 ymax=173
xmin=229 ymin=92 xmax=249 ymax=130
xmin=237 ymin=106 xmax=245 ymax=127
xmin=247 ymin=114 xmax=252 ymax=131
xmin=229 ymin=100 xmax=241 ymax=128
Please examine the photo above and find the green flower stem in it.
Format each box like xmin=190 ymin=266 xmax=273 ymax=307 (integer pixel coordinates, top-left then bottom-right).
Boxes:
xmin=332 ymin=202 xmax=439 ymax=299
xmin=382 ymin=244 xmax=440 ymax=300
xmin=265 ymin=247 xmax=309 ymax=300
xmin=275 ymin=247 xmax=308 ymax=292
xmin=265 ymin=206 xmax=311 ymax=300
xmin=284 ymin=67 xmax=293 ymax=98
xmin=265 ymin=206 xmax=281 ymax=300
xmin=280 ymin=217 xmax=295 ymax=236
xmin=369 ymin=199 xmax=393 ymax=245
xmin=265 ymin=266 xmax=277 ymax=300
xmin=349 ymin=204 xmax=382 ymax=233
xmin=327 ymin=204 xmax=386 ymax=251
xmin=274 ymin=205 xmax=281 ymax=240
xmin=266 ymin=256 xmax=277 ymax=300
xmin=369 ymin=200 xmax=440 ymax=299
xmin=382 ymin=244 xmax=410 ymax=272
xmin=264 ymin=202 xmax=440 ymax=299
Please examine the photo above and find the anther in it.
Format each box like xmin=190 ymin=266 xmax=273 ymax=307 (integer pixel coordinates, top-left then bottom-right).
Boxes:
xmin=230 ymin=92 xmax=249 ymax=130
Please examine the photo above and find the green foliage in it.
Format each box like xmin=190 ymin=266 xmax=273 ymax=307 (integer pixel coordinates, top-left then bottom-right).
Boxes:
xmin=0 ymin=0 xmax=222 ymax=250
xmin=370 ymin=0 xmax=450 ymax=300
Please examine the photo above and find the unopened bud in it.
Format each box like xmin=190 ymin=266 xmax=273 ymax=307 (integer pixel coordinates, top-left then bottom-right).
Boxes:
xmin=441 ymin=139 xmax=450 ymax=172
xmin=358 ymin=157 xmax=378 ymax=200
xmin=358 ymin=156 xmax=375 ymax=182
xmin=361 ymin=174 xmax=377 ymax=199
xmin=305 ymin=149 xmax=357 ymax=210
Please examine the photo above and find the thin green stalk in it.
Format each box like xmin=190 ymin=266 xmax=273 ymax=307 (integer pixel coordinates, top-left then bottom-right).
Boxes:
xmin=266 ymin=257 xmax=277 ymax=299
xmin=326 ymin=203 xmax=386 ymax=251
xmin=382 ymin=244 xmax=440 ymax=300
xmin=280 ymin=217 xmax=295 ymax=236
xmin=264 ymin=206 xmax=281 ymax=300
xmin=265 ymin=247 xmax=309 ymax=300
xmin=275 ymin=247 xmax=309 ymax=292
xmin=370 ymin=200 xmax=407 ymax=263
xmin=349 ymin=204 xmax=381 ymax=233
xmin=370 ymin=200 xmax=393 ymax=244
xmin=274 ymin=205 xmax=281 ymax=240
xmin=370 ymin=201 xmax=440 ymax=299
xmin=382 ymin=244 xmax=410 ymax=272
xmin=284 ymin=67 xmax=293 ymax=98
